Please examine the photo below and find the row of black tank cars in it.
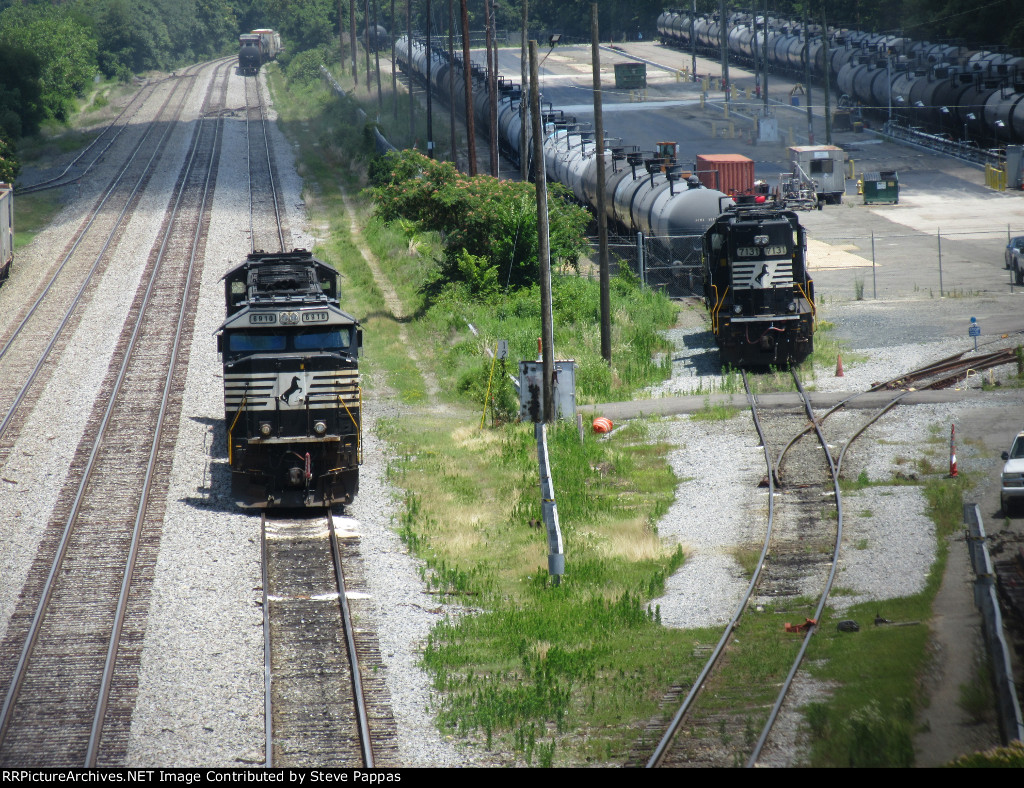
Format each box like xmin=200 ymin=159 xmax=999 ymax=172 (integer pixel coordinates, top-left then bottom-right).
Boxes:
xmin=238 ymin=28 xmax=282 ymax=75
xmin=394 ymin=35 xmax=814 ymax=369
xmin=657 ymin=9 xmax=1024 ymax=148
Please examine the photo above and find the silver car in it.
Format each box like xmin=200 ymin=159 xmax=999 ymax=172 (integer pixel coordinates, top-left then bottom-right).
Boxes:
xmin=1001 ymin=431 xmax=1024 ymax=514
xmin=1004 ymin=236 xmax=1024 ymax=269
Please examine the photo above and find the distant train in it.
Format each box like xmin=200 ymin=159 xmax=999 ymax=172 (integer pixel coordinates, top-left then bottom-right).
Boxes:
xmin=703 ymin=197 xmax=815 ymax=367
xmin=217 ymin=250 xmax=362 ymax=508
xmin=239 ymin=28 xmax=282 ymax=75
xmin=1 ymin=182 xmax=11 ymax=284
xmin=656 ymin=10 xmax=1024 ymax=148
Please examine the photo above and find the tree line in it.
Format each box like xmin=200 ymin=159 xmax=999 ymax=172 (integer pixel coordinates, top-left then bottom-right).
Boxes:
xmin=1 ymin=0 xmax=1020 ymax=183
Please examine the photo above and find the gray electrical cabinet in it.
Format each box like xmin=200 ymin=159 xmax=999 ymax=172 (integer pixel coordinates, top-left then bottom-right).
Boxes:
xmin=519 ymin=360 xmax=577 ymax=423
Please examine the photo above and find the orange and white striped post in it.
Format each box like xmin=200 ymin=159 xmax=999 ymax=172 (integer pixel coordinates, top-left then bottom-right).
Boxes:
xmin=950 ymin=424 xmax=958 ymax=478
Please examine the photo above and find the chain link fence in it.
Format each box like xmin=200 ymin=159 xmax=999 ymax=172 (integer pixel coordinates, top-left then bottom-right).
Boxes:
xmin=602 ymin=231 xmax=705 ymax=299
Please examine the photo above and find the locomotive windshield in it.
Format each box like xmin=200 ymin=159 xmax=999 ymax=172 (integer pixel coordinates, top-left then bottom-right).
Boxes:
xmin=226 ymin=327 xmax=353 ymax=357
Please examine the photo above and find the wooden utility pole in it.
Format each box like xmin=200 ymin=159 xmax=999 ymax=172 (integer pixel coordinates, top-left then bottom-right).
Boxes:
xmin=391 ymin=0 xmax=398 ymax=121
xmin=822 ymin=7 xmax=832 ymax=144
xmin=803 ymin=12 xmax=813 ymax=144
xmin=426 ymin=0 xmax=434 ymax=157
xmin=719 ymin=0 xmax=729 ymax=104
xmin=448 ymin=0 xmax=457 ymax=163
xmin=520 ymin=0 xmax=529 ymax=180
xmin=407 ymin=0 xmax=414 ymax=143
xmin=364 ymin=0 xmax=372 ymax=92
xmin=460 ymin=0 xmax=477 ymax=174
xmin=485 ymin=0 xmax=498 ymax=175
xmin=591 ymin=4 xmax=611 ymax=364
xmin=349 ymin=0 xmax=358 ymax=84
xmin=530 ymin=40 xmax=553 ymax=423
xmin=374 ymin=0 xmax=383 ymax=109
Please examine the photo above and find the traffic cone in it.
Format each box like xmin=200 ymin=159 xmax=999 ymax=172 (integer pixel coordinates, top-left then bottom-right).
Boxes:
xmin=835 ymin=355 xmax=844 ymax=377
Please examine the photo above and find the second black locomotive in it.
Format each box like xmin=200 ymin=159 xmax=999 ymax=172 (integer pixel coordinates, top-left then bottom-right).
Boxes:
xmin=703 ymin=197 xmax=815 ymax=367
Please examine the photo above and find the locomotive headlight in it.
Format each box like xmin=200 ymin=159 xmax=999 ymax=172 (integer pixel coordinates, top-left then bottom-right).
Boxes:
xmin=313 ymin=420 xmax=327 ymax=435
xmin=259 ymin=421 xmax=273 ymax=437
xmin=754 ymin=234 xmax=769 ymax=246
xmin=733 ymin=305 xmax=743 ymax=314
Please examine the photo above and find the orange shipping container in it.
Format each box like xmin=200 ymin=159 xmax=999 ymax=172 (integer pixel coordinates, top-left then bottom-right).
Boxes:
xmin=695 ymin=153 xmax=755 ymax=195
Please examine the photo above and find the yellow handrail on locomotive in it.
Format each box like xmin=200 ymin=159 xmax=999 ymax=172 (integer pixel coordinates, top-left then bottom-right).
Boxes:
xmin=710 ymin=284 xmax=729 ymax=333
xmin=337 ymin=385 xmax=362 ymax=464
xmin=227 ymin=394 xmax=248 ymax=466
xmin=794 ymin=279 xmax=816 ymax=328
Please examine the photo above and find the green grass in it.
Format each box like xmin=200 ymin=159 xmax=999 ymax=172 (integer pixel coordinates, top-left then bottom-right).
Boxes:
xmin=11 ymin=192 xmax=64 ymax=250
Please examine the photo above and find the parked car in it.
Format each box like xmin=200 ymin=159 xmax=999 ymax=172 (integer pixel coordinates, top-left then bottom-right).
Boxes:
xmin=1001 ymin=430 xmax=1024 ymax=514
xmin=1004 ymin=235 xmax=1024 ymax=269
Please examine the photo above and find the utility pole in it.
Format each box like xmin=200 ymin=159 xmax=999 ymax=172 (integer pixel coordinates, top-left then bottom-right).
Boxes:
xmin=691 ymin=0 xmax=697 ymax=82
xmin=460 ymin=0 xmax=476 ymax=175
xmin=485 ymin=0 xmax=498 ymax=175
xmin=591 ymin=4 xmax=611 ymax=364
xmin=804 ymin=12 xmax=813 ymax=144
xmin=822 ymin=7 xmax=831 ymax=144
xmin=374 ymin=0 xmax=383 ymax=110
xmin=530 ymin=40 xmax=553 ymax=423
xmin=407 ymin=0 xmax=414 ymax=144
xmin=448 ymin=0 xmax=457 ymax=163
xmin=520 ymin=0 xmax=529 ymax=179
xmin=349 ymin=0 xmax=358 ymax=84
xmin=392 ymin=0 xmax=398 ymax=121
xmin=364 ymin=0 xmax=372 ymax=92
xmin=719 ymin=0 xmax=729 ymax=104
xmin=426 ymin=0 xmax=434 ymax=157
xmin=762 ymin=0 xmax=768 ymax=111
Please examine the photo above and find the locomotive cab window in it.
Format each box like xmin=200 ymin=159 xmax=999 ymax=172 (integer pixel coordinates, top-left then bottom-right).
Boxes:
xmin=227 ymin=331 xmax=286 ymax=353
xmin=294 ymin=327 xmax=353 ymax=351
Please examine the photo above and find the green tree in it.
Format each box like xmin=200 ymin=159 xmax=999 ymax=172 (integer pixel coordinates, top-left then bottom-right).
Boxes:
xmin=0 ymin=45 xmax=44 ymax=137
xmin=367 ymin=150 xmax=591 ymax=299
xmin=0 ymin=130 xmax=19 ymax=183
xmin=0 ymin=4 xmax=98 ymax=122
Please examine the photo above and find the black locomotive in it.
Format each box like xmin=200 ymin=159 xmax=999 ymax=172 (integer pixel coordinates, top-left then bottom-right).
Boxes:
xmin=702 ymin=197 xmax=815 ymax=367
xmin=217 ymin=250 xmax=362 ymax=508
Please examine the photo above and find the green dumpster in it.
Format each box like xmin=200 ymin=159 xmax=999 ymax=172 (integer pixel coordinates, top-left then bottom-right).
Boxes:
xmin=614 ymin=62 xmax=647 ymax=89
xmin=863 ymin=170 xmax=899 ymax=204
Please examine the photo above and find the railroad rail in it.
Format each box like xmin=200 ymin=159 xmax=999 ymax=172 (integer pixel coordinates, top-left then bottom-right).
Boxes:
xmin=0 ymin=60 xmax=231 ymax=766
xmin=262 ymin=510 xmax=387 ymax=767
xmin=244 ymin=73 xmax=287 ymax=254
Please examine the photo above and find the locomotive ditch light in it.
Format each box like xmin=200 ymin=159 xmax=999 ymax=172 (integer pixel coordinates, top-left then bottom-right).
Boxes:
xmin=314 ymin=421 xmax=328 ymax=435
xmin=733 ymin=305 xmax=743 ymax=314
xmin=259 ymin=421 xmax=273 ymax=437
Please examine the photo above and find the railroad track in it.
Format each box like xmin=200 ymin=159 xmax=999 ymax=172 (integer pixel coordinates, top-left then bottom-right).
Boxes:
xmin=0 ymin=59 xmax=232 ymax=767
xmin=0 ymin=61 xmax=233 ymax=460
xmin=262 ymin=510 xmax=397 ymax=767
xmin=645 ymin=367 xmax=842 ymax=767
xmin=642 ymin=345 xmax=1022 ymax=766
xmin=244 ymin=73 xmax=288 ymax=254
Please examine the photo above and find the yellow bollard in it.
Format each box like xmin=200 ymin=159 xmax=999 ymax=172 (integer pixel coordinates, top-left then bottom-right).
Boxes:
xmin=723 ymin=102 xmax=729 ymax=118
xmin=700 ymin=92 xmax=706 ymax=109
xmin=745 ymin=87 xmax=751 ymax=99
xmin=728 ymin=121 xmax=734 ymax=139
xmin=711 ymin=121 xmax=717 ymax=137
